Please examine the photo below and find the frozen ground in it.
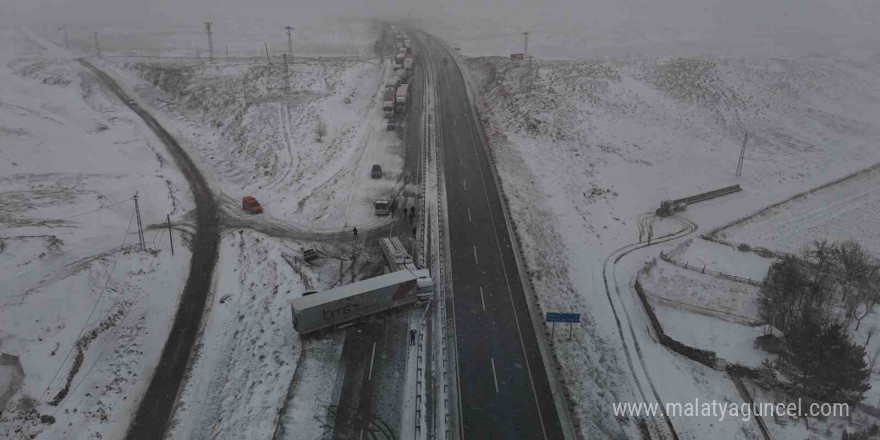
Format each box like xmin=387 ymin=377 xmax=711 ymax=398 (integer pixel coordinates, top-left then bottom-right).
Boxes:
xmin=96 ymin=54 xmax=404 ymax=230
xmin=460 ymin=40 xmax=880 ymax=438
xmin=0 ymin=28 xmax=191 ymax=440
xmin=639 ymin=260 xmax=762 ymax=321
xmin=710 ymin=164 xmax=880 ymax=257
xmin=667 ymin=238 xmax=772 ymax=282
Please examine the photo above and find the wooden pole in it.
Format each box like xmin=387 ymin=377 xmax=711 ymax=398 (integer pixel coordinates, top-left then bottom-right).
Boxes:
xmin=167 ymin=214 xmax=174 ymax=255
xmin=265 ymin=42 xmax=271 ymax=65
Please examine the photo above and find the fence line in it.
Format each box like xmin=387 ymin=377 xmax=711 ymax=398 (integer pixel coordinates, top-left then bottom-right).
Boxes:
xmin=648 ymin=293 xmax=762 ymax=326
xmin=659 ymin=251 xmax=765 ymax=287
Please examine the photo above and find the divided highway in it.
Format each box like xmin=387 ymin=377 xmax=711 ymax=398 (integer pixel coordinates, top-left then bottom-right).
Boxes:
xmin=413 ymin=35 xmax=566 ymax=439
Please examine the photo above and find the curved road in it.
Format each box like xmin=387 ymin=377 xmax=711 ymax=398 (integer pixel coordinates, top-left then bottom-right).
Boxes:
xmin=78 ymin=59 xmax=220 ymax=440
xmin=600 ymin=215 xmax=696 ymax=439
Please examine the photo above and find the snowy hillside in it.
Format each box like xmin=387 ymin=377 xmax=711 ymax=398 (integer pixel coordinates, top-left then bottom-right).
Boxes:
xmin=461 ymin=50 xmax=880 ymax=437
xmin=0 ymin=29 xmax=191 ymax=440
xmin=96 ymin=54 xmax=402 ymax=230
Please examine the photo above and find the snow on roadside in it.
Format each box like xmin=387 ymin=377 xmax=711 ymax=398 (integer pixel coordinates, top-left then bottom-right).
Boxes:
xmin=0 ymin=28 xmax=190 ymax=440
xmin=167 ymin=231 xmax=304 ymax=440
xmin=167 ymin=230 xmax=384 ymax=440
xmin=460 ymin=46 xmax=880 ymax=438
xmin=96 ymin=54 xmax=401 ymax=230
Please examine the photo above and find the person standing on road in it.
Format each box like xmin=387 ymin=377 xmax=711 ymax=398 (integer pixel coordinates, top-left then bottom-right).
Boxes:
xmin=353 ymin=227 xmax=358 ymax=238
xmin=410 ymin=329 xmax=416 ymax=346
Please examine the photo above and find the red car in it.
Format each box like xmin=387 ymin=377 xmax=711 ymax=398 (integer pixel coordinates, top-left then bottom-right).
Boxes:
xmin=242 ymin=196 xmax=263 ymax=214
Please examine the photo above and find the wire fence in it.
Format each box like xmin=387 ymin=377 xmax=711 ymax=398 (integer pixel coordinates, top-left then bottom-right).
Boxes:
xmin=659 ymin=251 xmax=766 ymax=287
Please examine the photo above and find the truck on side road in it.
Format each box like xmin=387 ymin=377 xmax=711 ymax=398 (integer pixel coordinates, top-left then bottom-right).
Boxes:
xmin=382 ymin=89 xmax=396 ymax=118
xmin=395 ymin=84 xmax=409 ymax=113
xmin=290 ymin=269 xmax=433 ymax=335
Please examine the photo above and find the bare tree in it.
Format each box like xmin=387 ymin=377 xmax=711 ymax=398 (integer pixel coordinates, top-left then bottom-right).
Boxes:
xmin=315 ymin=117 xmax=327 ymax=142
xmin=644 ymin=217 xmax=655 ymax=244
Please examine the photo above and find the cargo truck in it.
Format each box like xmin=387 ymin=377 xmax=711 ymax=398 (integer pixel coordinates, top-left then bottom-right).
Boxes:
xmin=382 ymin=89 xmax=395 ymax=118
xmin=404 ymin=54 xmax=413 ymax=71
xmin=404 ymin=39 xmax=411 ymax=49
xmin=290 ymin=269 xmax=433 ymax=335
xmin=395 ymin=52 xmax=406 ymax=66
xmin=395 ymin=84 xmax=409 ymax=113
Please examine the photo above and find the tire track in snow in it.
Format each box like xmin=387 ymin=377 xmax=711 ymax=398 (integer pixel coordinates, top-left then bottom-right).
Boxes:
xmin=599 ymin=215 xmax=696 ymax=440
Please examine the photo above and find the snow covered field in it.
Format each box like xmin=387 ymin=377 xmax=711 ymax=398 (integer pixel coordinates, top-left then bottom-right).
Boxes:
xmin=710 ymin=164 xmax=880 ymax=257
xmin=0 ymin=29 xmax=191 ymax=440
xmin=458 ymin=35 xmax=880 ymax=438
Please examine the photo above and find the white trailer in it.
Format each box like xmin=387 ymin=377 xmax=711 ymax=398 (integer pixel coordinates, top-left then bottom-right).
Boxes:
xmin=290 ymin=270 xmax=430 ymax=334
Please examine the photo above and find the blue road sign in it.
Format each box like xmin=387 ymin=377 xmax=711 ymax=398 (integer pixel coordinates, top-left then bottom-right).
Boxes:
xmin=546 ymin=312 xmax=580 ymax=323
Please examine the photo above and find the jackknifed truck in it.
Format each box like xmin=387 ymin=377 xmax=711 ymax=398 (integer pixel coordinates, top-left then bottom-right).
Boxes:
xmin=290 ymin=269 xmax=433 ymax=335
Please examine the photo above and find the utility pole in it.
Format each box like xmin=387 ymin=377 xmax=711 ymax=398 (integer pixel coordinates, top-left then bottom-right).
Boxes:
xmin=528 ymin=55 xmax=533 ymax=94
xmin=264 ymin=42 xmax=271 ymax=65
xmin=736 ymin=131 xmax=748 ymax=177
xmin=59 ymin=25 xmax=69 ymax=49
xmin=133 ymin=192 xmax=145 ymax=251
xmin=242 ymin=80 xmax=249 ymax=106
xmin=284 ymin=26 xmax=295 ymax=58
xmin=522 ymin=31 xmax=529 ymax=58
xmin=204 ymin=21 xmax=214 ymax=62
xmin=226 ymin=45 xmax=229 ymax=60
xmin=283 ymin=53 xmax=290 ymax=94
xmin=94 ymin=31 xmax=101 ymax=57
xmin=166 ymin=214 xmax=174 ymax=255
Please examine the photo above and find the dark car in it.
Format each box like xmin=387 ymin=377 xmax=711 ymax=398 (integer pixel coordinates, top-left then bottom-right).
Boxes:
xmin=371 ymin=164 xmax=382 ymax=178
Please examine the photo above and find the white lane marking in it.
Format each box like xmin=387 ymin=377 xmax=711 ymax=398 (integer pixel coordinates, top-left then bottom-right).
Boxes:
xmin=368 ymin=341 xmax=377 ymax=381
xmin=460 ymin=92 xmax=549 ymax=439
xmin=473 ymin=245 xmax=478 ymax=264
xmin=491 ymin=357 xmax=499 ymax=393
xmin=480 ymin=286 xmax=486 ymax=311
xmin=468 ymin=207 xmax=472 ymax=222
xmin=463 ymin=178 xmax=467 ymax=192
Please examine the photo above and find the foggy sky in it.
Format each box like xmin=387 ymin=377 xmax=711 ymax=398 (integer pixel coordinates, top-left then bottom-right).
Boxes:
xmin=3 ymin=0 xmax=879 ymax=55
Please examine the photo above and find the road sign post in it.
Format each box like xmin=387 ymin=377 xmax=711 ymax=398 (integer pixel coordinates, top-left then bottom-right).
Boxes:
xmin=546 ymin=312 xmax=580 ymax=343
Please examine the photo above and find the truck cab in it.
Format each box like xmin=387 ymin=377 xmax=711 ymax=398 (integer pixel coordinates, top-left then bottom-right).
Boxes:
xmin=242 ymin=196 xmax=263 ymax=214
xmin=414 ymin=269 xmax=434 ymax=295
xmin=374 ymin=200 xmax=391 ymax=216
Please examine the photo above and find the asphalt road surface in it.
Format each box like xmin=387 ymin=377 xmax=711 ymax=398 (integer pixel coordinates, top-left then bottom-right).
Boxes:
xmin=78 ymin=59 xmax=221 ymax=440
xmin=413 ymin=35 xmax=565 ymax=440
xmin=331 ymin=32 xmax=427 ymax=440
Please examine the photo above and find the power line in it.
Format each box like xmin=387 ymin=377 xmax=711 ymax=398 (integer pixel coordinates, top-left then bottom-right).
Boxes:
xmin=15 ymin=229 xmax=167 ymax=440
xmin=0 ymin=197 xmax=132 ymax=230
xmin=11 ymin=208 xmax=136 ymax=440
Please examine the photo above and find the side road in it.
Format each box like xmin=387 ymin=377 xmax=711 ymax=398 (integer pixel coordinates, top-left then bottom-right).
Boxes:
xmin=78 ymin=58 xmax=221 ymax=440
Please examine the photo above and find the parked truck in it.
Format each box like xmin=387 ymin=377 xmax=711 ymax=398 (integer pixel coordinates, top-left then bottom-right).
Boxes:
xmin=374 ymin=197 xmax=392 ymax=215
xmin=404 ymin=38 xmax=411 ymax=49
xmin=382 ymin=89 xmax=396 ymax=118
xmin=395 ymin=84 xmax=409 ymax=113
xmin=395 ymin=52 xmax=406 ymax=67
xmin=404 ymin=54 xmax=414 ymax=71
xmin=290 ymin=269 xmax=432 ymax=335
